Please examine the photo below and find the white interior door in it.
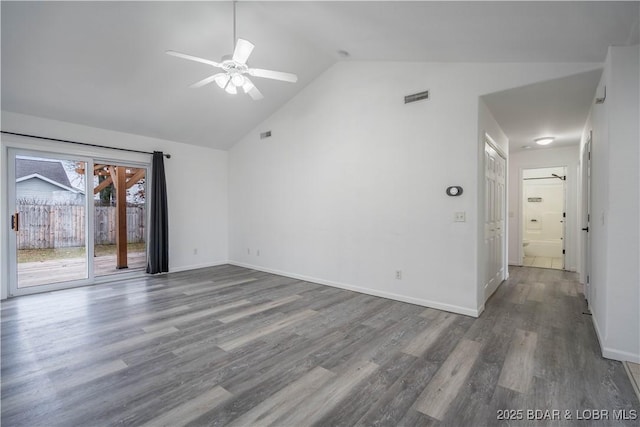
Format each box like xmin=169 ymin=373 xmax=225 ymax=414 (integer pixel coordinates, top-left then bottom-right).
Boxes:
xmin=521 ymin=167 xmax=566 ymax=269
xmin=484 ymin=138 xmax=506 ymax=299
xmin=581 ymin=135 xmax=592 ymax=302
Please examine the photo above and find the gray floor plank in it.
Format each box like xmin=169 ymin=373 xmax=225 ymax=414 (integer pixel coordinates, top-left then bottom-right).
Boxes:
xmin=140 ymin=385 xmax=233 ymax=427
xmin=413 ymin=338 xmax=482 ymax=420
xmin=497 ymin=328 xmax=538 ymax=393
xmin=402 ymin=311 xmax=458 ymax=357
xmin=2 ymin=264 xmax=638 ymax=427
xmin=227 ymin=366 xmax=335 ymax=427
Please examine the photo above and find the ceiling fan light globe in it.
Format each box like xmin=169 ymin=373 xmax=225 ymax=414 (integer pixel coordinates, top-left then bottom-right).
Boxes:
xmin=215 ymin=74 xmax=230 ymax=89
xmin=225 ymin=84 xmax=237 ymax=95
xmin=231 ymin=74 xmax=245 ymax=87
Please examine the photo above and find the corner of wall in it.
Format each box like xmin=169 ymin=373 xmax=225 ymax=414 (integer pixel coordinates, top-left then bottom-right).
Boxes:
xmin=0 ymin=141 xmax=7 ymax=300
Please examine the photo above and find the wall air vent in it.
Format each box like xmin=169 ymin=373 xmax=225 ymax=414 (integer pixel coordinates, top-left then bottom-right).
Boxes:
xmin=404 ymin=90 xmax=430 ymax=104
xmin=260 ymin=131 xmax=272 ymax=139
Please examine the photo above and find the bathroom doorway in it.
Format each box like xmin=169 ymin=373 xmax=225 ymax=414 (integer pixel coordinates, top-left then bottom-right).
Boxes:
xmin=522 ymin=166 xmax=566 ymax=270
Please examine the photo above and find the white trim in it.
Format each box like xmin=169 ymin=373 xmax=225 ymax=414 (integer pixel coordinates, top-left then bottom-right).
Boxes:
xmin=170 ymin=260 xmax=229 ymax=273
xmin=591 ymin=312 xmax=640 ymax=363
xmin=602 ymin=348 xmax=640 ymax=364
xmin=16 ymin=173 xmax=82 ymax=193
xmin=484 ymin=132 xmax=507 ymax=160
xmin=16 ymin=174 xmax=75 ymax=192
xmin=229 ymin=261 xmax=480 ymax=318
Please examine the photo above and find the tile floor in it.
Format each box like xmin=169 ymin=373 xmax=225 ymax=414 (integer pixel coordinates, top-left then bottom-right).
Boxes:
xmin=523 ymin=256 xmax=564 ymax=270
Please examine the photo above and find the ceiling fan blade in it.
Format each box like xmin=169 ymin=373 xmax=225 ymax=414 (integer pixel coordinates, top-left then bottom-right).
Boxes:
xmin=166 ymin=50 xmax=221 ymax=68
xmin=189 ymin=73 xmax=226 ymax=89
xmin=232 ymin=39 xmax=254 ymax=64
xmin=242 ymin=78 xmax=264 ymax=100
xmin=249 ymin=68 xmax=298 ymax=83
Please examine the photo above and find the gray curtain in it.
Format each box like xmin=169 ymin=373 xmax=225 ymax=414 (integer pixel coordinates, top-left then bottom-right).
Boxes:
xmin=147 ymin=151 xmax=169 ymax=274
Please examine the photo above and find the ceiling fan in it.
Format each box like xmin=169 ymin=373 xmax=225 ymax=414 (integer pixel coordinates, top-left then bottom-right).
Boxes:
xmin=166 ymin=1 xmax=298 ymax=100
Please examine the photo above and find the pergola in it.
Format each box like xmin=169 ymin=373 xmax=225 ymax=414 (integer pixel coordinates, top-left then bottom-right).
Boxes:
xmin=77 ymin=163 xmax=145 ymax=269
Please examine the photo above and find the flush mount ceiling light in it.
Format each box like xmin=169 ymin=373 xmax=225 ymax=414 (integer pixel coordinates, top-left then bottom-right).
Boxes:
xmin=534 ymin=137 xmax=555 ymax=146
xmin=166 ymin=0 xmax=298 ymax=100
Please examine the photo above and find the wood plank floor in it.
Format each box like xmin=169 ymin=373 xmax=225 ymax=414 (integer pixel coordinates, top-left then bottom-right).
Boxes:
xmin=17 ymin=252 xmax=147 ymax=287
xmin=2 ymin=265 xmax=638 ymax=426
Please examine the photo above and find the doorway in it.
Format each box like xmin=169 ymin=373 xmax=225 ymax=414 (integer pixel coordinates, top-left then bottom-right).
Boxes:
xmin=7 ymin=148 xmax=148 ymax=296
xmin=521 ymin=166 xmax=566 ymax=270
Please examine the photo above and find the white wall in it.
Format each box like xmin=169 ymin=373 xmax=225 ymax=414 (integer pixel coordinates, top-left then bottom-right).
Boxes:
xmin=580 ymin=45 xmax=640 ymax=363
xmin=1 ymin=111 xmax=229 ymax=299
xmin=229 ymin=60 xmax=600 ymax=316
xmin=508 ymin=146 xmax=580 ymax=270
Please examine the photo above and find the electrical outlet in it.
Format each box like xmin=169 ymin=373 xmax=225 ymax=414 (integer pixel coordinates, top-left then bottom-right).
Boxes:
xmin=193 ymin=248 xmax=198 ymax=255
xmin=454 ymin=212 xmax=466 ymax=222
xmin=247 ymin=248 xmax=250 ymax=255
xmin=396 ymin=270 xmax=402 ymax=280
xmin=257 ymin=249 xmax=260 ymax=256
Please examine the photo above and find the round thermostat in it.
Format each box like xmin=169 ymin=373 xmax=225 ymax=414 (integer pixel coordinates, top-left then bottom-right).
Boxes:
xmin=446 ymin=186 xmax=463 ymax=196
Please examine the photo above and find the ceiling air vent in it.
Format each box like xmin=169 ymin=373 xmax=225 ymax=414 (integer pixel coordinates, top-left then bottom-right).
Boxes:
xmin=404 ymin=90 xmax=430 ymax=104
xmin=260 ymin=131 xmax=272 ymax=139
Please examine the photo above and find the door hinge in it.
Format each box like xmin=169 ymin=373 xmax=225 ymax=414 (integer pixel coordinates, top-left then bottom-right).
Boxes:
xmin=563 ymin=212 xmax=566 ymax=218
xmin=587 ymin=275 xmax=590 ymax=284
xmin=562 ymin=249 xmax=565 ymax=254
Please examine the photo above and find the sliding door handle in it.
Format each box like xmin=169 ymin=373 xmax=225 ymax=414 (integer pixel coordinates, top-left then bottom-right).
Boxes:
xmin=11 ymin=212 xmax=19 ymax=231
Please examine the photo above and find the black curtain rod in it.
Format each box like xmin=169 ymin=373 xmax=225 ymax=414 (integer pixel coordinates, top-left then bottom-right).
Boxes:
xmin=1 ymin=130 xmax=171 ymax=158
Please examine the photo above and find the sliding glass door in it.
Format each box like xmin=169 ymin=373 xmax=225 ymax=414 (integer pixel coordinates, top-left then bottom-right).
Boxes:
xmin=8 ymin=149 xmax=91 ymax=293
xmin=7 ymin=149 xmax=148 ymax=296
xmin=91 ymin=162 xmax=147 ymax=277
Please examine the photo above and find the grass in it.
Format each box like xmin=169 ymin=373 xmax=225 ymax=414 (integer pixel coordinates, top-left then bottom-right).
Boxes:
xmin=18 ymin=242 xmax=146 ymax=263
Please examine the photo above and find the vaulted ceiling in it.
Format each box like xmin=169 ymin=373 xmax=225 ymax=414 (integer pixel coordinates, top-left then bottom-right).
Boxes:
xmin=2 ymin=1 xmax=638 ymax=150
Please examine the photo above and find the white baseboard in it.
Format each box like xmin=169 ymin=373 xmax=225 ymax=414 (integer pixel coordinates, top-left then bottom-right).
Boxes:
xmin=591 ymin=312 xmax=640 ymax=363
xmin=229 ymin=261 xmax=480 ymax=318
xmin=171 ymin=260 xmax=229 ymax=273
xmin=602 ymin=348 xmax=640 ymax=364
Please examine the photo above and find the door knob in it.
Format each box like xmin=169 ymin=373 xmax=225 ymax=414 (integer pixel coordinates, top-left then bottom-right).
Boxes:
xmin=582 ymin=227 xmax=589 ymax=232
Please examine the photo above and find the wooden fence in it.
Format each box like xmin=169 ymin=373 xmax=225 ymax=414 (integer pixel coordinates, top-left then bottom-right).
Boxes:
xmin=16 ymin=202 xmax=145 ymax=249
